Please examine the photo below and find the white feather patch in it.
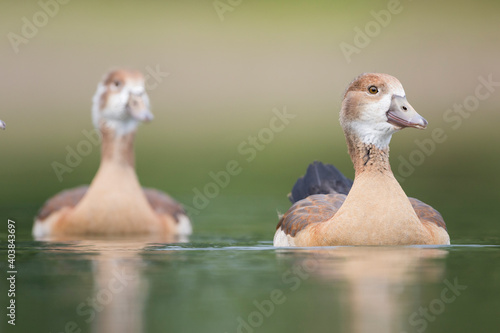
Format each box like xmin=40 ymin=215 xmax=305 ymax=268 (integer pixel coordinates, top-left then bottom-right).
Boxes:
xmin=92 ymin=81 xmax=149 ymax=136
xmin=32 ymin=215 xmax=59 ymax=240
xmin=273 ymin=228 xmax=295 ymax=247
xmin=346 ymin=92 xmax=404 ymax=149
xmin=177 ymin=214 xmax=192 ymax=236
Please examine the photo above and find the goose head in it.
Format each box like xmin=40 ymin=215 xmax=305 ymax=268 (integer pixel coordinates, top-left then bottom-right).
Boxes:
xmin=92 ymin=69 xmax=153 ymax=135
xmin=0 ymin=120 xmax=5 ymax=130
xmin=340 ymin=73 xmax=427 ymax=149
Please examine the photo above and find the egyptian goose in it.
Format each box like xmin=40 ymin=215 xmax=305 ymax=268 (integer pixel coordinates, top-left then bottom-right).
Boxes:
xmin=274 ymin=73 xmax=450 ymax=246
xmin=33 ymin=69 xmax=192 ymax=239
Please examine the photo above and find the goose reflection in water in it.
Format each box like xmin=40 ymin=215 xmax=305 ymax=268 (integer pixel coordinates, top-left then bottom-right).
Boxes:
xmin=278 ymin=247 xmax=448 ymax=333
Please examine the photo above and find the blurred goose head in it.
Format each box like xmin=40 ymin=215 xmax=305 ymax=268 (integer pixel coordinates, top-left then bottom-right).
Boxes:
xmin=92 ymin=69 xmax=153 ymax=135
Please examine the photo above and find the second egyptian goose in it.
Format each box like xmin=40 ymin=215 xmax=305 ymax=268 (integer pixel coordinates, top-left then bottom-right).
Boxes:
xmin=33 ymin=69 xmax=192 ymax=240
xmin=274 ymin=73 xmax=450 ymax=246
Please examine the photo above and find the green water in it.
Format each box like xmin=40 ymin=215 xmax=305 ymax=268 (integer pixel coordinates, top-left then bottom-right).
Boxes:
xmin=1 ymin=195 xmax=499 ymax=333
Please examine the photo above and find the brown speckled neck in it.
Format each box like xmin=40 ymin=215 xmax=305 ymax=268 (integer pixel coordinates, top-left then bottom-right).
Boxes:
xmin=345 ymin=132 xmax=391 ymax=176
xmin=100 ymin=125 xmax=136 ymax=168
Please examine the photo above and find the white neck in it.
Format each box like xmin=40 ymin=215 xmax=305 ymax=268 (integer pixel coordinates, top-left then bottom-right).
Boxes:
xmin=100 ymin=119 xmax=140 ymax=137
xmin=347 ymin=121 xmax=394 ymax=150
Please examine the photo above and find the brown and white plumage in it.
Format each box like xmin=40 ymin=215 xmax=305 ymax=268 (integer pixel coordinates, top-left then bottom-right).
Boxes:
xmin=33 ymin=69 xmax=192 ymax=240
xmin=274 ymin=73 xmax=450 ymax=247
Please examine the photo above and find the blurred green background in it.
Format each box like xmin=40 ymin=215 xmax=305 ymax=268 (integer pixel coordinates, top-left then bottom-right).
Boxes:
xmin=1 ymin=0 xmax=500 ymax=240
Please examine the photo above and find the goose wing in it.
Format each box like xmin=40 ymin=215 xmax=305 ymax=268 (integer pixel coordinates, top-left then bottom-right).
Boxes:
xmin=277 ymin=193 xmax=346 ymax=237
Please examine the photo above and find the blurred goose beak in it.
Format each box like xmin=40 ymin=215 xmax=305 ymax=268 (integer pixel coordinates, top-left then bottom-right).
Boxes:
xmin=0 ymin=120 xmax=5 ymax=130
xmin=127 ymin=94 xmax=154 ymax=123
xmin=386 ymin=95 xmax=427 ymax=130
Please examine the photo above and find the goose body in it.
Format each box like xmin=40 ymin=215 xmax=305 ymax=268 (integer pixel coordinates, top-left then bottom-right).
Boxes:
xmin=33 ymin=69 xmax=192 ymax=240
xmin=274 ymin=73 xmax=450 ymax=247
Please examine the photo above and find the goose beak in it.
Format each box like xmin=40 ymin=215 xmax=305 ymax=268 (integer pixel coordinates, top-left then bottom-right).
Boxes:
xmin=127 ymin=94 xmax=154 ymax=123
xmin=386 ymin=95 xmax=427 ymax=130
xmin=0 ymin=120 xmax=5 ymax=130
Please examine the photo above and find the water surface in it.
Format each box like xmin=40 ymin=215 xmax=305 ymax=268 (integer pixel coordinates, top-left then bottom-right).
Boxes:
xmin=2 ymin=221 xmax=499 ymax=333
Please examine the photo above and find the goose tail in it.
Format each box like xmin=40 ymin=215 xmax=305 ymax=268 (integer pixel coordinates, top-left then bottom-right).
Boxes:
xmin=288 ymin=161 xmax=353 ymax=203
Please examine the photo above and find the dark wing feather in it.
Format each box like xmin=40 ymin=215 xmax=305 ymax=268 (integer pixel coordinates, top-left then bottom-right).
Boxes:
xmin=289 ymin=161 xmax=353 ymax=203
xmin=409 ymin=198 xmax=447 ymax=231
xmin=278 ymin=194 xmax=346 ymax=236
xmin=37 ymin=186 xmax=89 ymax=221
xmin=143 ymin=188 xmax=186 ymax=223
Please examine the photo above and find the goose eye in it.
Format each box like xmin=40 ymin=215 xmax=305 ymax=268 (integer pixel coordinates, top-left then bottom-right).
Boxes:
xmin=113 ymin=80 xmax=122 ymax=88
xmin=368 ymin=86 xmax=378 ymax=94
